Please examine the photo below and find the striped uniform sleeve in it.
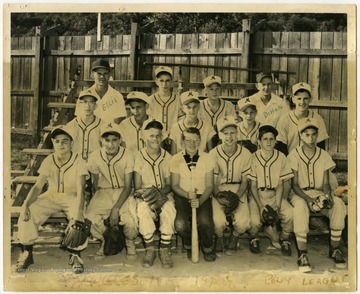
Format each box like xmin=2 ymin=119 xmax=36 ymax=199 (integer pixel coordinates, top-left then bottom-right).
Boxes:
xmin=169 ymin=154 xmax=180 ymax=174
xmin=246 ymin=154 xmax=258 ymax=182
xmin=163 ymin=153 xmax=172 ymax=179
xmin=279 ymin=153 xmax=294 ymax=181
xmin=316 ymin=115 xmax=330 ymax=142
xmin=323 ymin=150 xmax=336 ymax=172
xmin=86 ymin=152 xmax=100 ymax=174
xmin=76 ymin=157 xmax=90 ymax=180
xmin=242 ymin=148 xmax=252 ymax=177
xmin=124 ymin=151 xmax=135 ymax=174
xmin=208 ymin=149 xmax=219 ymax=176
xmin=37 ymin=155 xmax=52 ymax=178
xmin=287 ymin=149 xmax=299 ymax=172
xmin=133 ymin=151 xmax=143 ymax=175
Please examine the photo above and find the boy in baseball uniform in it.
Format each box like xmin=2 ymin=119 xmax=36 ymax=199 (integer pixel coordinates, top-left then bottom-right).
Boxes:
xmin=75 ymin=59 xmax=126 ymax=124
xmin=288 ymin=117 xmax=347 ymax=272
xmin=169 ymin=91 xmax=216 ymax=155
xmin=170 ymin=127 xmax=216 ymax=262
xmin=209 ymin=116 xmax=251 ymax=256
xmin=85 ymin=123 xmax=138 ymax=260
xmin=236 ymin=98 xmax=261 ymax=153
xmin=148 ymin=66 xmax=182 ymax=152
xmin=133 ymin=120 xmax=176 ymax=268
xmin=246 ymin=72 xmax=290 ymax=127
xmin=247 ymin=125 xmax=294 ymax=256
xmin=16 ymin=125 xmax=89 ymax=274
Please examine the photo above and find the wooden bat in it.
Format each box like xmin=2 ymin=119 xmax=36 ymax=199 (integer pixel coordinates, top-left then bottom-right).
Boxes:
xmin=190 ymin=165 xmax=199 ymax=263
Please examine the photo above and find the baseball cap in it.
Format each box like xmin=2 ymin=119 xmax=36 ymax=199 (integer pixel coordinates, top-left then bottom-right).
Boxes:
xmin=155 ymin=66 xmax=173 ymax=78
xmin=143 ymin=119 xmax=164 ymax=131
xmin=180 ymin=91 xmax=200 ymax=105
xmin=256 ymin=72 xmax=273 ymax=83
xmin=78 ymin=89 xmax=99 ymax=101
xmin=217 ymin=116 xmax=238 ymax=133
xmin=100 ymin=123 xmax=122 ymax=138
xmin=258 ymin=125 xmax=278 ymax=138
xmin=203 ymin=75 xmax=221 ymax=87
xmin=91 ymin=59 xmax=111 ymax=72
xmin=292 ymin=82 xmax=312 ymax=96
xmin=237 ymin=97 xmax=257 ymax=112
xmin=298 ymin=117 xmax=319 ymax=133
xmin=126 ymin=91 xmax=150 ymax=105
xmin=51 ymin=125 xmax=74 ymax=141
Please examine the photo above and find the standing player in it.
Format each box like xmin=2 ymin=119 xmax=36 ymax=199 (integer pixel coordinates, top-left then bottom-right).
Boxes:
xmin=209 ymin=116 xmax=251 ymax=255
xmin=247 ymin=125 xmax=294 ymax=256
xmin=75 ymin=59 xmax=126 ymax=124
xmin=133 ymin=120 xmax=176 ymax=268
xmin=85 ymin=123 xmax=138 ymax=260
xmin=247 ymin=72 xmax=290 ymax=127
xmin=16 ymin=126 xmax=89 ymax=273
xmin=169 ymin=91 xmax=215 ymax=155
xmin=170 ymin=127 xmax=216 ymax=262
xmin=288 ymin=118 xmax=347 ymax=272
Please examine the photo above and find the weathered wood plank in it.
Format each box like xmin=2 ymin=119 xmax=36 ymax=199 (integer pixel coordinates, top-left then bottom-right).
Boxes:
xmin=299 ymin=32 xmax=310 ymax=83
xmin=308 ymin=32 xmax=322 ymax=100
xmin=252 ymin=48 xmax=347 ymax=56
xmin=287 ymin=32 xmax=301 ymax=89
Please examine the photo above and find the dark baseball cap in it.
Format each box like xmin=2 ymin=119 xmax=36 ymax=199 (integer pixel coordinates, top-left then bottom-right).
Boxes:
xmin=258 ymin=125 xmax=278 ymax=137
xmin=256 ymin=72 xmax=273 ymax=83
xmin=91 ymin=59 xmax=110 ymax=71
xmin=51 ymin=125 xmax=73 ymax=141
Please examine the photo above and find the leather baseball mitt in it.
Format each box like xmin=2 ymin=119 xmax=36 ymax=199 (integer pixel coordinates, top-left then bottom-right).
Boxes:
xmin=306 ymin=190 xmax=332 ymax=212
xmin=61 ymin=218 xmax=92 ymax=248
xmin=103 ymin=218 xmax=125 ymax=256
xmin=134 ymin=186 xmax=168 ymax=214
xmin=215 ymin=190 xmax=240 ymax=214
xmin=262 ymin=205 xmax=279 ymax=226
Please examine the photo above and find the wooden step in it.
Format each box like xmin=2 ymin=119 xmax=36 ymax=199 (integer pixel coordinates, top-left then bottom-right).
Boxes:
xmin=22 ymin=148 xmax=53 ymax=156
xmin=48 ymin=102 xmax=76 ymax=109
xmin=42 ymin=126 xmax=55 ymax=132
xmin=11 ymin=170 xmax=26 ymax=176
xmin=12 ymin=176 xmax=38 ymax=184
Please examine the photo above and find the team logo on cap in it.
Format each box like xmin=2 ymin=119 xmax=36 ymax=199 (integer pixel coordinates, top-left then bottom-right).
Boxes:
xmin=306 ymin=118 xmax=311 ymax=123
xmin=210 ymin=76 xmax=216 ymax=80
xmin=245 ymin=97 xmax=250 ymax=103
xmin=188 ymin=91 xmax=193 ymax=96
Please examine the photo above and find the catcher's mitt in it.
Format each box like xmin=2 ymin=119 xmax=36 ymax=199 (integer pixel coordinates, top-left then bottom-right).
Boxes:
xmin=134 ymin=186 xmax=168 ymax=214
xmin=215 ymin=191 xmax=240 ymax=214
xmin=305 ymin=190 xmax=332 ymax=212
xmin=262 ymin=205 xmax=279 ymax=226
xmin=61 ymin=218 xmax=92 ymax=248
xmin=103 ymin=218 xmax=125 ymax=256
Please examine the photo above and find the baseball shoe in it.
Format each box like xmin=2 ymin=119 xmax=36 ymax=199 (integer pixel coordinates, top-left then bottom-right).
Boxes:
xmin=16 ymin=250 xmax=34 ymax=272
xmin=141 ymin=248 xmax=156 ymax=268
xmin=298 ymin=251 xmax=311 ymax=273
xmin=280 ymin=240 xmax=292 ymax=256
xmin=264 ymin=225 xmax=281 ymax=249
xmin=125 ymin=239 xmax=138 ymax=261
xmin=159 ymin=247 xmax=174 ymax=268
xmin=225 ymin=233 xmax=239 ymax=256
xmin=69 ymin=253 xmax=84 ymax=274
xmin=203 ymin=250 xmax=216 ymax=262
xmin=214 ymin=236 xmax=224 ymax=253
xmin=329 ymin=248 xmax=347 ymax=269
xmin=249 ymin=237 xmax=261 ymax=254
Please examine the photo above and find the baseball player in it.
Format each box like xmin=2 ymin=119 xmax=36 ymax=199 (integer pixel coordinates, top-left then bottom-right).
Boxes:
xmin=209 ymin=116 xmax=251 ymax=255
xmin=133 ymin=120 xmax=176 ymax=268
xmin=288 ymin=117 xmax=347 ymax=272
xmin=118 ymin=91 xmax=153 ymax=155
xmin=85 ymin=123 xmax=138 ymax=261
xmin=169 ymin=91 xmax=216 ymax=155
xmin=247 ymin=125 xmax=294 ymax=256
xmin=246 ymin=72 xmax=290 ymax=127
xmin=170 ymin=127 xmax=216 ymax=262
xmin=236 ymin=98 xmax=261 ymax=153
xmin=148 ymin=66 xmax=182 ymax=152
xmin=16 ymin=125 xmax=89 ymax=274
xmin=75 ymin=59 xmax=126 ymax=124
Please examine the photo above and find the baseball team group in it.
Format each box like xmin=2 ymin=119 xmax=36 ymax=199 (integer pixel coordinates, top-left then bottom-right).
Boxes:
xmin=14 ymin=58 xmax=347 ymax=275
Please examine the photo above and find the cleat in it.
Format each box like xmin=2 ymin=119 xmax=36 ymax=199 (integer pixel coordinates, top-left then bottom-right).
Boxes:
xmin=16 ymin=250 xmax=34 ymax=272
xmin=203 ymin=250 xmax=216 ymax=262
xmin=214 ymin=236 xmax=224 ymax=253
xmin=264 ymin=225 xmax=281 ymax=249
xmin=330 ymin=248 xmax=347 ymax=269
xmin=125 ymin=239 xmax=138 ymax=261
xmin=141 ymin=248 xmax=156 ymax=268
xmin=69 ymin=254 xmax=84 ymax=274
xmin=249 ymin=237 xmax=261 ymax=254
xmin=225 ymin=233 xmax=239 ymax=256
xmin=298 ymin=252 xmax=311 ymax=273
xmin=280 ymin=240 xmax=292 ymax=256
xmin=159 ymin=248 xmax=174 ymax=268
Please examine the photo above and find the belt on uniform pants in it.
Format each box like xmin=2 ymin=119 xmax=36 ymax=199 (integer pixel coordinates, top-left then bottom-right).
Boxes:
xmin=258 ymin=187 xmax=275 ymax=191
xmin=303 ymin=187 xmax=315 ymax=191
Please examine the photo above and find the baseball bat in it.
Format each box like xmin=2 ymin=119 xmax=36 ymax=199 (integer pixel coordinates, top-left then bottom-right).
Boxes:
xmin=190 ymin=166 xmax=199 ymax=263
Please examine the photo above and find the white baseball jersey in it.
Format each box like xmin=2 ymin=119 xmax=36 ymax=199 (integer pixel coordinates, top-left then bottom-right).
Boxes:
xmin=66 ymin=117 xmax=105 ymax=160
xmin=169 ymin=118 xmax=216 ymax=152
xmin=277 ymin=110 xmax=329 ymax=153
xmin=38 ymin=153 xmax=89 ymax=194
xmin=75 ymin=84 xmax=126 ymax=123
xmin=247 ymin=92 xmax=290 ymax=127
xmin=170 ymin=151 xmax=215 ymax=194
xmin=134 ymin=148 xmax=172 ymax=190
xmin=199 ymin=99 xmax=236 ymax=128
xmin=247 ymin=150 xmax=293 ymax=189
xmin=209 ymin=144 xmax=251 ymax=185
xmin=86 ymin=147 xmax=134 ymax=189
xmin=148 ymin=92 xmax=182 ymax=136
xmin=287 ymin=146 xmax=335 ymax=190
xmin=237 ymin=121 xmax=261 ymax=145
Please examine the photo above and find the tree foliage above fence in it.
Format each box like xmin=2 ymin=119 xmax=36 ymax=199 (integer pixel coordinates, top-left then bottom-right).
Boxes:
xmin=11 ymin=12 xmax=347 ymax=36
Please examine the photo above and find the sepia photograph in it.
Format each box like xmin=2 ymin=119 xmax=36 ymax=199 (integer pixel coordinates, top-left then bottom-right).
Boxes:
xmin=3 ymin=3 xmax=357 ymax=292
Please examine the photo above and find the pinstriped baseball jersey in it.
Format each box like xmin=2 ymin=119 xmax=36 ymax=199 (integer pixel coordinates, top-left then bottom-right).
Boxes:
xmin=247 ymin=150 xmax=293 ymax=189
xmin=86 ymin=146 xmax=134 ymax=189
xmin=199 ymin=99 xmax=236 ymax=128
xmin=38 ymin=152 xmax=89 ymax=194
xmin=148 ymin=92 xmax=181 ymax=135
xmin=237 ymin=121 xmax=261 ymax=145
xmin=287 ymin=146 xmax=335 ymax=190
xmin=277 ymin=110 xmax=329 ymax=153
xmin=66 ymin=117 xmax=105 ymax=160
xmin=209 ymin=144 xmax=251 ymax=185
xmin=134 ymin=148 xmax=172 ymax=190
xmin=169 ymin=118 xmax=216 ymax=152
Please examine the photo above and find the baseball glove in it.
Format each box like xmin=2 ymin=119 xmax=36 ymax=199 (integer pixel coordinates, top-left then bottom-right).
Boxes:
xmin=215 ymin=191 xmax=240 ymax=214
xmin=61 ymin=218 xmax=92 ymax=248
xmin=103 ymin=218 xmax=125 ymax=256
xmin=134 ymin=186 xmax=168 ymax=214
xmin=262 ymin=205 xmax=279 ymax=226
xmin=306 ymin=190 xmax=332 ymax=212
